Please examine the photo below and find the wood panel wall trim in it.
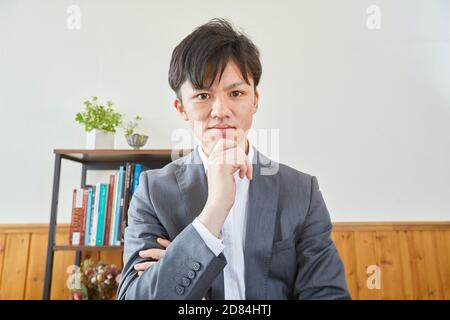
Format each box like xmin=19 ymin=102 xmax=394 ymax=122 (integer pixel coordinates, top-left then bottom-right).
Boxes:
xmin=1 ymin=222 xmax=449 ymax=233
xmin=332 ymin=221 xmax=450 ymax=231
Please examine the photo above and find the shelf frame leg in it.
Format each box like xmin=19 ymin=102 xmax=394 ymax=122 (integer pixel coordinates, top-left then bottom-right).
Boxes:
xmin=43 ymin=154 xmax=62 ymax=300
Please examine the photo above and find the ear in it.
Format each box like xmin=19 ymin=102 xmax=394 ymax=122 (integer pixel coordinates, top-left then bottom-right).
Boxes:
xmin=252 ymin=89 xmax=259 ymax=114
xmin=173 ymin=98 xmax=189 ymax=121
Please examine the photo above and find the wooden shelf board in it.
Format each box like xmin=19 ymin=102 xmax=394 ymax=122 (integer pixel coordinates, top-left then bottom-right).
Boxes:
xmin=53 ymin=148 xmax=192 ymax=163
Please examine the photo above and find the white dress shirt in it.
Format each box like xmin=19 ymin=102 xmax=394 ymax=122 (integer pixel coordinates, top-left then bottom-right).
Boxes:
xmin=191 ymin=142 xmax=254 ymax=300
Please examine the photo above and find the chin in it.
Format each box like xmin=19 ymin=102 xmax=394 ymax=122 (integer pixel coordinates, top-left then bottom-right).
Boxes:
xmin=201 ymin=128 xmax=246 ymax=144
xmin=215 ymin=131 xmax=238 ymax=141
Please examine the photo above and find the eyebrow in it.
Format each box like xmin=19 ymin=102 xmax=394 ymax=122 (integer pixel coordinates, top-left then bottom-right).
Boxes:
xmin=224 ymin=81 xmax=246 ymax=90
xmin=192 ymin=81 xmax=246 ymax=93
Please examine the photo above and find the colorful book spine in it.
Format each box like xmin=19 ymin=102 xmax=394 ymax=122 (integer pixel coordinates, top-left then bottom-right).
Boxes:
xmin=69 ymin=188 xmax=83 ymax=245
xmin=89 ymin=183 xmax=101 ymax=246
xmin=109 ymin=172 xmax=119 ymax=245
xmin=131 ymin=164 xmax=142 ymax=195
xmin=84 ymin=187 xmax=93 ymax=245
xmin=121 ymin=163 xmax=134 ymax=245
xmin=80 ymin=188 xmax=89 ymax=244
xmin=113 ymin=166 xmax=125 ymax=245
xmin=96 ymin=183 xmax=108 ymax=246
xmin=104 ymin=175 xmax=115 ymax=246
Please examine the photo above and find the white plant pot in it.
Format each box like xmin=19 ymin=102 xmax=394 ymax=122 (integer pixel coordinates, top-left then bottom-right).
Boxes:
xmin=85 ymin=129 xmax=115 ymax=149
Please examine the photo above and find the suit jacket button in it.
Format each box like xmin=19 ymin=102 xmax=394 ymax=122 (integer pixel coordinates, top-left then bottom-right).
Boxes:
xmin=182 ymin=277 xmax=191 ymax=287
xmin=187 ymin=270 xmax=196 ymax=279
xmin=175 ymin=285 xmax=185 ymax=295
xmin=191 ymin=262 xmax=201 ymax=271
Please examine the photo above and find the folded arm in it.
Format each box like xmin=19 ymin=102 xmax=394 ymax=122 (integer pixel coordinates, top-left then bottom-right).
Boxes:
xmin=117 ymin=172 xmax=227 ymax=300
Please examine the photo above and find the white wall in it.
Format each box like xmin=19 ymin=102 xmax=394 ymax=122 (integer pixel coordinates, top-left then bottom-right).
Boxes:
xmin=0 ymin=0 xmax=449 ymax=223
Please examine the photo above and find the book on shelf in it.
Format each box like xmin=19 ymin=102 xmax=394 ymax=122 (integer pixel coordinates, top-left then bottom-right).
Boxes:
xmin=69 ymin=189 xmax=83 ymax=246
xmin=68 ymin=162 xmax=147 ymax=247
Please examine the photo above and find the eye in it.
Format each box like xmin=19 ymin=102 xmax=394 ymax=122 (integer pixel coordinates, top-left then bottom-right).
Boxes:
xmin=196 ymin=93 xmax=210 ymax=100
xmin=230 ymin=90 xmax=243 ymax=97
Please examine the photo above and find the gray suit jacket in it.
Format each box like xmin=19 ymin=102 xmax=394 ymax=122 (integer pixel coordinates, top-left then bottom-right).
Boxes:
xmin=117 ymin=147 xmax=350 ymax=300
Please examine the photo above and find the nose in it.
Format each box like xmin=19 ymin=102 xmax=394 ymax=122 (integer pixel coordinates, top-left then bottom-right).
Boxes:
xmin=210 ymin=94 xmax=232 ymax=119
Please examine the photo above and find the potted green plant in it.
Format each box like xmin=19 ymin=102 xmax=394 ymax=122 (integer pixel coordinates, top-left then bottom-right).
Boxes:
xmin=121 ymin=115 xmax=148 ymax=149
xmin=75 ymin=96 xmax=122 ymax=149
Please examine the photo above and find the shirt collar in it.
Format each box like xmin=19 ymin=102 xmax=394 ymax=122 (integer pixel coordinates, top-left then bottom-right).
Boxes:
xmin=197 ymin=141 xmax=255 ymax=177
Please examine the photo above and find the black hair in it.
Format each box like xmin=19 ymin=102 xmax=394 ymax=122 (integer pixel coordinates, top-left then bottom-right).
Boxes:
xmin=168 ymin=18 xmax=262 ymax=100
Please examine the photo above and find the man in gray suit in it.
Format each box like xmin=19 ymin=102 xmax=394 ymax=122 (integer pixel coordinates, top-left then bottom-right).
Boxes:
xmin=117 ymin=18 xmax=350 ymax=300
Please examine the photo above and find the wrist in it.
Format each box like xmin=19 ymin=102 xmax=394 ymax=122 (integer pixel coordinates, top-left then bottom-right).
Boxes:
xmin=198 ymin=203 xmax=228 ymax=238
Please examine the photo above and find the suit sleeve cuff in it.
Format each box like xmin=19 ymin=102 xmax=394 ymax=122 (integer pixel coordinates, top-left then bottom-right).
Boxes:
xmin=192 ymin=218 xmax=225 ymax=256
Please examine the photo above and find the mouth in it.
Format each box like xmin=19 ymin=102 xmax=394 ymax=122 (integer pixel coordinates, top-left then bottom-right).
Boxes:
xmin=208 ymin=125 xmax=236 ymax=130
xmin=208 ymin=125 xmax=237 ymax=135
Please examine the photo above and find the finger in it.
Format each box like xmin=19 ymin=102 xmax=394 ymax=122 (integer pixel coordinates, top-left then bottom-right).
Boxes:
xmin=152 ymin=248 xmax=166 ymax=260
xmin=240 ymin=152 xmax=253 ymax=180
xmin=134 ymin=261 xmax=154 ymax=271
xmin=238 ymin=162 xmax=247 ymax=179
xmin=138 ymin=271 xmax=143 ymax=276
xmin=210 ymin=138 xmax=237 ymax=158
xmin=238 ymin=143 xmax=253 ymax=180
xmin=224 ymin=146 xmax=247 ymax=178
xmin=245 ymin=154 xmax=253 ymax=180
xmin=138 ymin=248 xmax=166 ymax=260
xmin=237 ymin=158 xmax=247 ymax=179
xmin=157 ymin=237 xmax=171 ymax=248
xmin=138 ymin=248 xmax=154 ymax=258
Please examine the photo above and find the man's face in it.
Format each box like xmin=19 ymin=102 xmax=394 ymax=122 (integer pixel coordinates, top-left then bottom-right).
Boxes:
xmin=173 ymin=60 xmax=259 ymax=155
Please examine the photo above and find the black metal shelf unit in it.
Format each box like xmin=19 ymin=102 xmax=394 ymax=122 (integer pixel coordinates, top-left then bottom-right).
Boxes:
xmin=43 ymin=148 xmax=188 ymax=300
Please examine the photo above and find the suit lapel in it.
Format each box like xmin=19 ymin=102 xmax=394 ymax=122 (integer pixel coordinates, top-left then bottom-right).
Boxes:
xmin=244 ymin=150 xmax=280 ymax=299
xmin=174 ymin=147 xmax=208 ymax=223
xmin=210 ymin=269 xmax=225 ymax=300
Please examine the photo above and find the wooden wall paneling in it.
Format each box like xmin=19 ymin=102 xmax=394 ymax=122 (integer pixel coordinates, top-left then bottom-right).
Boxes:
xmin=408 ymin=231 xmax=429 ymax=299
xmin=421 ymin=231 xmax=444 ymax=299
xmin=397 ymin=230 xmax=415 ymax=299
xmin=99 ymin=250 xmax=123 ymax=270
xmin=333 ymin=231 xmax=358 ymax=299
xmin=0 ymin=233 xmax=31 ymax=299
xmin=2 ymin=223 xmax=450 ymax=300
xmin=0 ymin=234 xmax=6 ymax=295
xmin=354 ymin=231 xmax=382 ymax=299
xmin=374 ymin=231 xmax=404 ymax=299
xmin=82 ymin=251 xmax=100 ymax=264
xmin=50 ymin=232 xmax=75 ymax=300
xmin=24 ymin=232 xmax=48 ymax=299
xmin=435 ymin=231 xmax=450 ymax=299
